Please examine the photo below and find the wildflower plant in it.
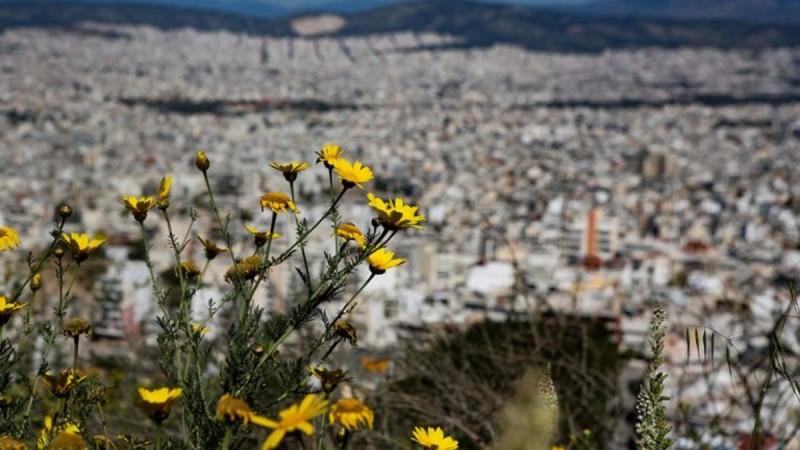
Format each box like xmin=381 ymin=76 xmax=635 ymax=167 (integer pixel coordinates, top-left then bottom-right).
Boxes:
xmin=0 ymin=143 xmax=431 ymax=449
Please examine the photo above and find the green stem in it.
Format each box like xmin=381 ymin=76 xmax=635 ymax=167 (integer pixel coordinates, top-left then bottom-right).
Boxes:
xmin=10 ymin=222 xmax=64 ymax=302
xmin=222 ymin=425 xmax=233 ymax=450
xmin=291 ymin=181 xmax=313 ymax=294
xmin=72 ymin=336 xmax=80 ymax=371
xmin=156 ymin=424 xmax=163 ymax=450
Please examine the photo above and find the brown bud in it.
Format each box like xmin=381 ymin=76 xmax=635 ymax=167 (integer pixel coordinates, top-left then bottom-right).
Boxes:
xmin=58 ymin=204 xmax=73 ymax=219
xmin=196 ymin=150 xmax=210 ymax=171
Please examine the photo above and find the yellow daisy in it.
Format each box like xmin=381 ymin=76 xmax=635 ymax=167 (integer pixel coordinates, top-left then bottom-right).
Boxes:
xmin=245 ymin=225 xmax=280 ymax=248
xmin=191 ymin=324 xmax=210 ymax=335
xmin=138 ymin=387 xmax=182 ymax=424
xmin=411 ymin=427 xmax=459 ymax=450
xmin=43 ymin=369 xmax=86 ymax=399
xmin=0 ymin=296 xmax=27 ymax=327
xmin=37 ymin=416 xmax=82 ymax=450
xmin=270 ymin=161 xmax=311 ymax=183
xmin=61 ymin=233 xmax=106 ymax=263
xmin=309 ymin=367 xmax=350 ymax=394
xmin=329 ymin=398 xmax=374 ymax=431
xmin=367 ymin=193 xmax=426 ymax=230
xmin=215 ymin=394 xmax=272 ymax=426
xmin=334 ymin=223 xmax=366 ymax=248
xmin=367 ymin=248 xmax=405 ymax=275
xmin=157 ymin=175 xmax=173 ymax=209
xmin=260 ymin=192 xmax=298 ymax=215
xmin=0 ymin=227 xmax=20 ymax=251
xmin=333 ymin=159 xmax=373 ymax=189
xmin=49 ymin=432 xmax=87 ymax=450
xmin=316 ymin=144 xmax=344 ymax=169
xmin=224 ymin=255 xmax=264 ymax=282
xmin=176 ymin=261 xmax=202 ymax=279
xmin=259 ymin=394 xmax=329 ymax=450
xmin=122 ymin=195 xmax=155 ymax=222
xmin=197 ymin=235 xmax=227 ymax=260
xmin=334 ymin=320 xmax=357 ymax=346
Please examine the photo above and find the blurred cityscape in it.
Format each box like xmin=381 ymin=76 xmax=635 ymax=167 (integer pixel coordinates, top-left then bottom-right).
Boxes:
xmin=2 ymin=7 xmax=800 ymax=448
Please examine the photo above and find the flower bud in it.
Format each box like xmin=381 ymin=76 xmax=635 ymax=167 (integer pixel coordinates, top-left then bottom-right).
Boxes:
xmin=58 ymin=204 xmax=73 ymax=219
xmin=53 ymin=246 xmax=65 ymax=259
xmin=196 ymin=150 xmax=210 ymax=171
xmin=30 ymin=273 xmax=42 ymax=292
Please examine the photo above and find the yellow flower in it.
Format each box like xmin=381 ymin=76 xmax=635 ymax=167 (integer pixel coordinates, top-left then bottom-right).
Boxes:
xmin=122 ymin=196 xmax=155 ymax=222
xmin=360 ymin=357 xmax=390 ymax=374
xmin=411 ymin=427 xmax=459 ymax=450
xmin=367 ymin=248 xmax=405 ymax=275
xmin=0 ymin=227 xmax=20 ymax=251
xmin=37 ymin=416 xmax=81 ymax=450
xmin=43 ymin=369 xmax=86 ymax=398
xmin=61 ymin=233 xmax=105 ymax=263
xmin=137 ymin=387 xmax=182 ymax=424
xmin=191 ymin=324 xmax=210 ymax=335
xmin=259 ymin=394 xmax=329 ymax=450
xmin=367 ymin=193 xmax=426 ymax=230
xmin=334 ymin=320 xmax=357 ymax=346
xmin=0 ymin=435 xmax=26 ymax=450
xmin=260 ymin=192 xmax=298 ymax=215
xmin=316 ymin=144 xmax=344 ymax=169
xmin=224 ymin=255 xmax=264 ymax=282
xmin=0 ymin=296 xmax=27 ymax=327
xmin=270 ymin=161 xmax=311 ymax=182
xmin=196 ymin=150 xmax=210 ymax=171
xmin=333 ymin=159 xmax=373 ymax=189
xmin=197 ymin=235 xmax=226 ymax=260
xmin=157 ymin=175 xmax=173 ymax=209
xmin=245 ymin=225 xmax=280 ymax=248
xmin=329 ymin=398 xmax=374 ymax=431
xmin=309 ymin=367 xmax=350 ymax=394
xmin=334 ymin=223 xmax=366 ymax=248
xmin=49 ymin=432 xmax=87 ymax=450
xmin=176 ymin=261 xmax=202 ymax=279
xmin=215 ymin=394 xmax=272 ymax=426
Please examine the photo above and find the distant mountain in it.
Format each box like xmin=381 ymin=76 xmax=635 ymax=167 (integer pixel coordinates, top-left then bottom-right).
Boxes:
xmin=3 ymin=0 xmax=800 ymax=53
xmin=576 ymin=0 xmax=800 ymax=24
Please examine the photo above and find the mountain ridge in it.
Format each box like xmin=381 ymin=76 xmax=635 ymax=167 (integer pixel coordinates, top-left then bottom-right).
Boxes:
xmin=3 ymin=0 xmax=800 ymax=53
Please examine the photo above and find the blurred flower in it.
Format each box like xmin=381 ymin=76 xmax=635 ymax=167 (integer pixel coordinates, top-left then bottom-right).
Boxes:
xmin=191 ymin=324 xmax=210 ymax=335
xmin=367 ymin=193 xmax=426 ymax=231
xmin=334 ymin=223 xmax=366 ymax=248
xmin=0 ymin=435 xmax=26 ymax=450
xmin=137 ymin=387 xmax=182 ymax=424
xmin=245 ymin=225 xmax=280 ymax=248
xmin=0 ymin=227 xmax=20 ymax=251
xmin=176 ymin=262 xmax=202 ymax=280
xmin=367 ymin=248 xmax=405 ymax=275
xmin=334 ymin=320 xmax=357 ymax=346
xmin=260 ymin=192 xmax=298 ymax=215
xmin=316 ymin=144 xmax=344 ymax=169
xmin=270 ymin=161 xmax=311 ymax=183
xmin=61 ymin=317 xmax=92 ymax=338
xmin=333 ymin=159 xmax=373 ymax=189
xmin=259 ymin=394 xmax=329 ymax=450
xmin=38 ymin=416 xmax=81 ymax=450
xmin=309 ymin=367 xmax=350 ymax=394
xmin=329 ymin=398 xmax=374 ymax=431
xmin=215 ymin=394 xmax=271 ymax=426
xmin=156 ymin=175 xmax=173 ymax=209
xmin=197 ymin=235 xmax=226 ymax=260
xmin=411 ymin=427 xmax=459 ymax=450
xmin=122 ymin=196 xmax=155 ymax=222
xmin=61 ymin=233 xmax=105 ymax=263
xmin=0 ymin=296 xmax=27 ymax=327
xmin=360 ymin=357 xmax=390 ymax=374
xmin=43 ymin=369 xmax=86 ymax=398
xmin=49 ymin=432 xmax=87 ymax=450
xmin=224 ymin=255 xmax=264 ymax=282
xmin=92 ymin=435 xmax=116 ymax=450
xmin=196 ymin=150 xmax=210 ymax=171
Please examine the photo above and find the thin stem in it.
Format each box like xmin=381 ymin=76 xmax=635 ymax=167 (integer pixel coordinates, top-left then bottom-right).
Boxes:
xmin=10 ymin=221 xmax=64 ymax=302
xmin=156 ymin=424 xmax=163 ymax=450
xmin=72 ymin=336 xmax=79 ymax=371
xmin=222 ymin=425 xmax=234 ymax=450
xmin=290 ymin=181 xmax=312 ymax=293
